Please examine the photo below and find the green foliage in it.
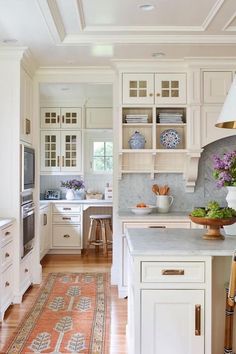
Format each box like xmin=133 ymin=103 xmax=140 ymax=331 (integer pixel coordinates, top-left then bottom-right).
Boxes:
xmin=206 ymin=201 xmax=220 ymax=211
xmin=191 ymin=208 xmax=206 ymax=217
xmin=191 ymin=200 xmax=236 ymax=219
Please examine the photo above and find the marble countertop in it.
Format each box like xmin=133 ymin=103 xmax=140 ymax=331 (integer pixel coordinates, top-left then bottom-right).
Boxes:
xmin=126 ymin=228 xmax=236 ymax=256
xmin=40 ymin=199 xmax=113 ymax=205
xmin=119 ymin=210 xmax=190 ymax=220
xmin=0 ymin=218 xmax=15 ymax=229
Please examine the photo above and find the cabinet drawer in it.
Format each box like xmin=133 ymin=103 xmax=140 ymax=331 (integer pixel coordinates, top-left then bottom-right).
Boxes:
xmin=52 ymin=225 xmax=82 ymax=248
xmin=141 ymin=261 xmax=205 ymax=283
xmin=20 ymin=255 xmax=32 ymax=292
xmin=53 ymin=204 xmax=81 ymax=214
xmin=0 ymin=241 xmax=13 ymax=271
xmin=0 ymin=265 xmax=13 ymax=306
xmin=123 ymin=221 xmax=191 ymax=233
xmin=52 ymin=214 xmax=81 ymax=224
xmin=0 ymin=224 xmax=14 ymax=246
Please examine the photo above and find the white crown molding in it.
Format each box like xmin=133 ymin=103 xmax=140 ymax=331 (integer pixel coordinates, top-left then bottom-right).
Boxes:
xmin=222 ymin=11 xmax=236 ymax=31
xmin=83 ymin=25 xmax=204 ymax=32
xmin=76 ymin=0 xmax=86 ymax=31
xmin=0 ymin=46 xmax=26 ymax=60
xmin=60 ymin=34 xmax=236 ymax=45
xmin=201 ymin=0 xmax=225 ymax=30
xmin=37 ymin=0 xmax=66 ymax=42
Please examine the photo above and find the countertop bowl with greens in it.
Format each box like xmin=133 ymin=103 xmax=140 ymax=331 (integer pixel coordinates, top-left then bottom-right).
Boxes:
xmin=189 ymin=201 xmax=236 ymax=240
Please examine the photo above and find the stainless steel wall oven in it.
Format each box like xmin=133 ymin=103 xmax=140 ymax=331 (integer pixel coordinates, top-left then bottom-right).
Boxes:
xmin=21 ymin=192 xmax=35 ymax=258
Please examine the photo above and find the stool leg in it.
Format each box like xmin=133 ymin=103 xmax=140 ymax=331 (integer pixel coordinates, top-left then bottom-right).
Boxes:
xmin=224 ymin=287 xmax=235 ymax=354
xmin=95 ymin=220 xmax=100 ymax=254
xmin=85 ymin=219 xmax=95 ymax=256
xmin=101 ymin=220 xmax=108 ymax=256
xmin=106 ymin=219 xmax=112 ymax=243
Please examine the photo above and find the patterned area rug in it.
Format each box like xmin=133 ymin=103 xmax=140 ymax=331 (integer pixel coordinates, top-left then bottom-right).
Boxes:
xmin=3 ymin=273 xmax=110 ymax=354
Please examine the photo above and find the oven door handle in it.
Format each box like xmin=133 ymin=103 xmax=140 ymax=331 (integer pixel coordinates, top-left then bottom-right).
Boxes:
xmin=23 ymin=210 xmax=35 ymax=218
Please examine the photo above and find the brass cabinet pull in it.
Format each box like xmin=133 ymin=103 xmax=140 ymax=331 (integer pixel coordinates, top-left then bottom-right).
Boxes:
xmin=25 ymin=268 xmax=29 ymax=273
xmin=5 ymin=231 xmax=10 ymax=236
xmin=63 ymin=234 xmax=70 ymax=238
xmin=57 ymin=156 xmax=60 ymax=167
xmin=148 ymin=226 xmax=166 ymax=229
xmin=149 ymin=93 xmax=153 ymax=97
xmin=62 ymin=115 xmax=64 ymax=123
xmin=57 ymin=115 xmax=60 ymax=123
xmin=5 ymin=281 xmax=10 ymax=287
xmin=26 ymin=118 xmax=31 ymax=135
xmin=43 ymin=213 xmax=47 ymax=226
xmin=62 ymin=156 xmax=65 ymax=167
xmin=161 ymin=269 xmax=185 ymax=275
xmin=5 ymin=252 xmax=10 ymax=258
xmin=195 ymin=304 xmax=201 ymax=336
xmin=156 ymin=93 xmax=161 ymax=97
xmin=63 ymin=207 xmax=71 ymax=210
xmin=62 ymin=217 xmax=71 ymax=220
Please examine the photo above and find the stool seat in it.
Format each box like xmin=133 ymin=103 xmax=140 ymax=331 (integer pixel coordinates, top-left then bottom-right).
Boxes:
xmin=86 ymin=214 xmax=113 ymax=256
xmin=89 ymin=214 xmax=112 ymax=220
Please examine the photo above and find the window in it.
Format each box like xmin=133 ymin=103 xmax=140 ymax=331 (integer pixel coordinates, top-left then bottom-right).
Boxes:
xmin=92 ymin=141 xmax=113 ymax=172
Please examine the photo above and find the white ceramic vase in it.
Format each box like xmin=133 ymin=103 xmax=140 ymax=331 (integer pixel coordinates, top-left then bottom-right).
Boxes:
xmin=156 ymin=195 xmax=174 ymax=213
xmin=224 ymin=186 xmax=236 ymax=235
xmin=66 ymin=189 xmax=74 ymax=200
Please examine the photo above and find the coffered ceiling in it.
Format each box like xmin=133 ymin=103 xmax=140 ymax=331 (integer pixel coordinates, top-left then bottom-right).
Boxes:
xmin=0 ymin=0 xmax=236 ymax=67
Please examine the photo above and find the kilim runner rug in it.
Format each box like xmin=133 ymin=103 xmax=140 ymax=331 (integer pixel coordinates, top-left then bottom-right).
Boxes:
xmin=2 ymin=272 xmax=110 ymax=354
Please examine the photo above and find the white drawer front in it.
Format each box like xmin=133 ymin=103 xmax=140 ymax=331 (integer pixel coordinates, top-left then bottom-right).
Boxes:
xmin=141 ymin=262 xmax=205 ymax=283
xmin=0 ymin=265 xmax=13 ymax=305
xmin=52 ymin=225 xmax=82 ymax=248
xmin=53 ymin=214 xmax=81 ymax=224
xmin=53 ymin=204 xmax=81 ymax=214
xmin=0 ymin=224 xmax=14 ymax=246
xmin=20 ymin=255 xmax=32 ymax=292
xmin=122 ymin=221 xmax=191 ymax=233
xmin=0 ymin=241 xmax=13 ymax=270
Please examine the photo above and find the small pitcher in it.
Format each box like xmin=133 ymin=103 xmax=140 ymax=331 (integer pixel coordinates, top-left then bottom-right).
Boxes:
xmin=156 ymin=195 xmax=174 ymax=213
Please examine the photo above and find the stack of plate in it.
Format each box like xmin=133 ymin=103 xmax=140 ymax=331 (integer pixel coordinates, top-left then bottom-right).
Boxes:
xmin=158 ymin=112 xmax=183 ymax=124
xmin=126 ymin=114 xmax=149 ymax=123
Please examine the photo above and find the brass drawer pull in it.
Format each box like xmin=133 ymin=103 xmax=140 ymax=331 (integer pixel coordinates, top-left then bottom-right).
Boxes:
xmin=25 ymin=268 xmax=29 ymax=273
xmin=63 ymin=234 xmax=70 ymax=238
xmin=62 ymin=217 xmax=72 ymax=220
xmin=195 ymin=304 xmax=201 ymax=336
xmin=5 ymin=252 xmax=10 ymax=258
xmin=63 ymin=207 xmax=72 ymax=210
xmin=43 ymin=214 xmax=47 ymax=226
xmin=5 ymin=281 xmax=10 ymax=287
xmin=162 ymin=269 xmax=185 ymax=276
xmin=5 ymin=231 xmax=10 ymax=236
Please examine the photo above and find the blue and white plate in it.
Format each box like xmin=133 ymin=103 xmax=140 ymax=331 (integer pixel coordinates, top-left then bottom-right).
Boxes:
xmin=160 ymin=129 xmax=181 ymax=149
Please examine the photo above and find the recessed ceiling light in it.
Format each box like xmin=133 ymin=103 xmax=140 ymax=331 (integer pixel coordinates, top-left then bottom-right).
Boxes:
xmin=138 ymin=4 xmax=155 ymax=11
xmin=152 ymin=52 xmax=166 ymax=58
xmin=2 ymin=39 xmax=18 ymax=43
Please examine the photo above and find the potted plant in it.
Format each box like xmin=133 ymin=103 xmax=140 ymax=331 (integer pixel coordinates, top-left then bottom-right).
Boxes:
xmin=61 ymin=179 xmax=85 ymax=200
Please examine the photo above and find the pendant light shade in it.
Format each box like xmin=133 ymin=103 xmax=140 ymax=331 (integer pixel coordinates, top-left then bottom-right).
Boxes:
xmin=215 ymin=76 xmax=236 ymax=129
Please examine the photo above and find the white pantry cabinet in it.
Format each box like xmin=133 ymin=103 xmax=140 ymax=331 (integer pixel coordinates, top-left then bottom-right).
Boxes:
xmin=40 ymin=131 xmax=82 ymax=173
xmin=20 ymin=67 xmax=33 ymax=144
xmin=0 ymin=223 xmax=14 ymax=321
xmin=203 ymin=71 xmax=233 ymax=104
xmin=41 ymin=107 xmax=82 ymax=129
xmin=85 ymin=107 xmax=112 ymax=129
xmin=39 ymin=205 xmax=51 ymax=260
xmin=122 ymin=73 xmax=186 ymax=105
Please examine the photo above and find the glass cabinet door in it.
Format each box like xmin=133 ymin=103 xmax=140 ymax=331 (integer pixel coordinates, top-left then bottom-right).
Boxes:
xmin=40 ymin=131 xmax=61 ymax=172
xmin=60 ymin=108 xmax=82 ymax=129
xmin=122 ymin=73 xmax=154 ymax=104
xmin=155 ymin=73 xmax=187 ymax=104
xmin=40 ymin=108 xmax=61 ymax=129
xmin=60 ymin=131 xmax=82 ymax=172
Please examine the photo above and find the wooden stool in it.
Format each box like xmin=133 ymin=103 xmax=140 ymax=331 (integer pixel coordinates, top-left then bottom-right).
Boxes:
xmin=86 ymin=215 xmax=112 ymax=256
xmin=224 ymin=251 xmax=236 ymax=354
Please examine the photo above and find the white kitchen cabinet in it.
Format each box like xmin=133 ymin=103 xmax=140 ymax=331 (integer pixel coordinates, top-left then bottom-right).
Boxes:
xmin=20 ymin=67 xmax=33 ymax=144
xmin=41 ymin=107 xmax=82 ymax=129
xmin=85 ymin=107 xmax=112 ymax=129
xmin=40 ymin=205 xmax=51 ymax=260
xmin=52 ymin=203 xmax=82 ymax=251
xmin=40 ymin=130 xmax=82 ymax=173
xmin=203 ymin=71 xmax=233 ymax=104
xmin=20 ymin=251 xmax=33 ymax=295
xmin=201 ymin=106 xmax=235 ymax=147
xmin=0 ymin=223 xmax=14 ymax=321
xmin=120 ymin=220 xmax=191 ymax=295
xmin=122 ymin=73 xmax=186 ymax=105
xmin=141 ymin=289 xmax=204 ymax=354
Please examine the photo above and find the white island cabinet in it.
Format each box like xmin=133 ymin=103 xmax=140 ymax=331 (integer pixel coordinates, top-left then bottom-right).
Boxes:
xmin=126 ymin=228 xmax=236 ymax=354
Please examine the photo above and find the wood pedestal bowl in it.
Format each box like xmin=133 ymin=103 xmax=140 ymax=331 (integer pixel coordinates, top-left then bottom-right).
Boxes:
xmin=189 ymin=215 xmax=236 ymax=240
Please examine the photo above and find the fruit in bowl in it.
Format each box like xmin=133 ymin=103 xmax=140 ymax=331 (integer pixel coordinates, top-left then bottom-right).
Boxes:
xmin=136 ymin=202 xmax=147 ymax=208
xmin=131 ymin=203 xmax=154 ymax=215
xmin=189 ymin=201 xmax=236 ymax=240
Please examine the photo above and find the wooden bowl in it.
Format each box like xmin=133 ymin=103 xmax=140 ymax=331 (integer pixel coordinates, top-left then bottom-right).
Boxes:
xmin=189 ymin=215 xmax=236 ymax=240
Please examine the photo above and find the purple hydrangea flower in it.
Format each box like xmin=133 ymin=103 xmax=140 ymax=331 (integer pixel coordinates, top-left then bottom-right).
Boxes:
xmin=61 ymin=179 xmax=85 ymax=191
xmin=212 ymin=150 xmax=236 ymax=188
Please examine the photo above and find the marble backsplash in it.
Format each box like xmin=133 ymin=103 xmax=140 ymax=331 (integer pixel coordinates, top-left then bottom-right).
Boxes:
xmin=118 ymin=136 xmax=236 ymax=211
xmin=40 ymin=174 xmax=112 ymax=200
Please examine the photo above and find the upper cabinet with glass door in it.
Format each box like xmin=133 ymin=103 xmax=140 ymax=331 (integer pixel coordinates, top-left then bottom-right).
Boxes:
xmin=122 ymin=73 xmax=186 ymax=105
xmin=41 ymin=107 xmax=82 ymax=129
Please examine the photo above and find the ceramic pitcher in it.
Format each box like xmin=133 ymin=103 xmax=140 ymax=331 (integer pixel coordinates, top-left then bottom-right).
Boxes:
xmin=156 ymin=195 xmax=174 ymax=213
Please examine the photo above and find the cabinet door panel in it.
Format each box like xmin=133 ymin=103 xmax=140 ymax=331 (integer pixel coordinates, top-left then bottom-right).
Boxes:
xmin=155 ymin=73 xmax=187 ymax=104
xmin=141 ymin=289 xmax=204 ymax=354
xmin=52 ymin=225 xmax=82 ymax=248
xmin=123 ymin=73 xmax=154 ymax=104
xmin=20 ymin=68 xmax=33 ymax=144
xmin=203 ymin=71 xmax=232 ymax=103
xmin=85 ymin=108 xmax=112 ymax=128
xmin=60 ymin=131 xmax=82 ymax=172
xmin=61 ymin=108 xmax=82 ymax=129
xmin=40 ymin=131 xmax=61 ymax=172
xmin=41 ymin=108 xmax=61 ymax=129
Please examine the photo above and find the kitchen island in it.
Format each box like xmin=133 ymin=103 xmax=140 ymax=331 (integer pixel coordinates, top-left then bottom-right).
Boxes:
xmin=126 ymin=228 xmax=236 ymax=354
